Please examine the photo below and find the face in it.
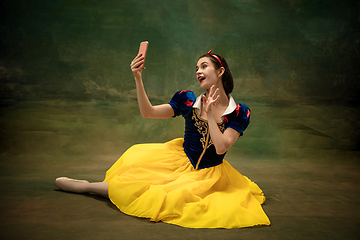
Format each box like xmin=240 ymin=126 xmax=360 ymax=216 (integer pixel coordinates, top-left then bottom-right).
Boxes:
xmin=196 ymin=57 xmax=222 ymax=90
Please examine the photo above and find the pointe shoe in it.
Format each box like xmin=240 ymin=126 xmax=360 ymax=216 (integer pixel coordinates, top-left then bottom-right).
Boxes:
xmin=55 ymin=177 xmax=89 ymax=193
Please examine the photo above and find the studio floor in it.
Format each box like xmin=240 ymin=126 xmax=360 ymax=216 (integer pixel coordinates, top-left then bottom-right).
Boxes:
xmin=0 ymin=99 xmax=359 ymax=240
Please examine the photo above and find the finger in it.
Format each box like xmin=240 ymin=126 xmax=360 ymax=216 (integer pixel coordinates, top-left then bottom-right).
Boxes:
xmin=135 ymin=53 xmax=143 ymax=59
xmin=131 ymin=55 xmax=145 ymax=65
xmin=211 ymin=87 xmax=219 ymax=98
xmin=131 ymin=54 xmax=145 ymax=65
xmin=202 ymin=95 xmax=207 ymax=104
xmin=131 ymin=59 xmax=145 ymax=69
xmin=209 ymin=85 xmax=215 ymax=96
xmin=213 ymin=94 xmax=220 ymax=103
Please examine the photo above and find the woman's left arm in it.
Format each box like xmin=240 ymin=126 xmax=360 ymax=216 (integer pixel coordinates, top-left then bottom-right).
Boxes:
xmin=207 ymin=113 xmax=240 ymax=155
xmin=204 ymin=86 xmax=240 ymax=155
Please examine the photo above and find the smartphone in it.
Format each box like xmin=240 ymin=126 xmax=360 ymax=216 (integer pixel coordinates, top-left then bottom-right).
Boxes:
xmin=138 ymin=41 xmax=149 ymax=68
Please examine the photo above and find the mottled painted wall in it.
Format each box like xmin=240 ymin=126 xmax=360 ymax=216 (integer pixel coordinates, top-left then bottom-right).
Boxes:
xmin=1 ymin=0 xmax=359 ymax=105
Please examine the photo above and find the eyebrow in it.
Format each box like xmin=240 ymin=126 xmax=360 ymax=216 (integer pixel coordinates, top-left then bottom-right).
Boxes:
xmin=196 ymin=61 xmax=208 ymax=69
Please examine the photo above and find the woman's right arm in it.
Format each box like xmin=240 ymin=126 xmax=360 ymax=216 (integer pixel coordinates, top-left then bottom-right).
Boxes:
xmin=130 ymin=53 xmax=174 ymax=119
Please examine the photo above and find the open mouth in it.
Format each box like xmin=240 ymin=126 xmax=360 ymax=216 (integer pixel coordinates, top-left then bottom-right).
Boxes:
xmin=198 ymin=76 xmax=205 ymax=83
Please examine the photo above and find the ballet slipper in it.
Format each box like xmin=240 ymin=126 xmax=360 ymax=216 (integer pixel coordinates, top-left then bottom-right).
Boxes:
xmin=55 ymin=177 xmax=89 ymax=193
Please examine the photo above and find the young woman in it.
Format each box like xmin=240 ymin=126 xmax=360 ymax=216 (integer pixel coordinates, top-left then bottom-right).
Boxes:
xmin=55 ymin=50 xmax=271 ymax=229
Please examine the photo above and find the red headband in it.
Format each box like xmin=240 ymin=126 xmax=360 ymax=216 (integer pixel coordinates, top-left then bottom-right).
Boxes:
xmin=207 ymin=50 xmax=223 ymax=68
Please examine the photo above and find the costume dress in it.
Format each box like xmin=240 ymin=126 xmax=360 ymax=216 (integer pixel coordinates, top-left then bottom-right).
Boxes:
xmin=103 ymin=90 xmax=271 ymax=228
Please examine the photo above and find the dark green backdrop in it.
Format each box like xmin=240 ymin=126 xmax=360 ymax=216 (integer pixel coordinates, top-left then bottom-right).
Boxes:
xmin=1 ymin=0 xmax=359 ymax=103
xmin=1 ymin=0 xmax=359 ymax=158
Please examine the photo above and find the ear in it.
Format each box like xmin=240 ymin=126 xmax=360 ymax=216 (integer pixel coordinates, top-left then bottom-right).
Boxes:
xmin=217 ymin=67 xmax=225 ymax=78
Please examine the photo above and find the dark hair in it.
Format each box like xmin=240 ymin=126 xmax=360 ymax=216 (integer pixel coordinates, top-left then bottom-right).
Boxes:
xmin=198 ymin=53 xmax=234 ymax=95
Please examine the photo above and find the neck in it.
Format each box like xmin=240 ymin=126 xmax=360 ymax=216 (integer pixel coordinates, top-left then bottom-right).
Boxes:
xmin=205 ymin=85 xmax=229 ymax=106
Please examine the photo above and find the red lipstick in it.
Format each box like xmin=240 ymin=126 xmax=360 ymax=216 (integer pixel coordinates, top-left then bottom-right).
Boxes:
xmin=198 ymin=76 xmax=205 ymax=83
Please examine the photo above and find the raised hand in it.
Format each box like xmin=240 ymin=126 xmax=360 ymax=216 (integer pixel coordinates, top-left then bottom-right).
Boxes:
xmin=130 ymin=53 xmax=146 ymax=80
xmin=202 ymin=85 xmax=220 ymax=113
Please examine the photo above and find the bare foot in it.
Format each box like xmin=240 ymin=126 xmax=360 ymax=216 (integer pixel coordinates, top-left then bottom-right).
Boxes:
xmin=55 ymin=177 xmax=89 ymax=193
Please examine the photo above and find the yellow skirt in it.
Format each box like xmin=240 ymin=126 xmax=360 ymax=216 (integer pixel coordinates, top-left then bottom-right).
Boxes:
xmin=103 ymin=138 xmax=270 ymax=229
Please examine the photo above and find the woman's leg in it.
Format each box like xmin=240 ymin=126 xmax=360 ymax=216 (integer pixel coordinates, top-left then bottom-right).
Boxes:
xmin=87 ymin=182 xmax=109 ymax=198
xmin=55 ymin=177 xmax=109 ymax=198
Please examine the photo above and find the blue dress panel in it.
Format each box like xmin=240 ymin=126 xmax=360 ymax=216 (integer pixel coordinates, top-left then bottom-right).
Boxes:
xmin=169 ymin=90 xmax=251 ymax=169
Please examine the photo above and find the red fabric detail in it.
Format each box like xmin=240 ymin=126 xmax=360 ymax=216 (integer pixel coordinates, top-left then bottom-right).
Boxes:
xmin=184 ymin=100 xmax=193 ymax=106
xmin=236 ymin=104 xmax=241 ymax=116
xmin=179 ymin=90 xmax=190 ymax=94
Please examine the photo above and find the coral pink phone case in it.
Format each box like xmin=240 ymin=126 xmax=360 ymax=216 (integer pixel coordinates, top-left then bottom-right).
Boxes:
xmin=138 ymin=41 xmax=148 ymax=67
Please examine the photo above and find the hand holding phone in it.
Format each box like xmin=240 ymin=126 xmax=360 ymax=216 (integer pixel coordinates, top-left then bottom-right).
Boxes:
xmin=138 ymin=41 xmax=149 ymax=68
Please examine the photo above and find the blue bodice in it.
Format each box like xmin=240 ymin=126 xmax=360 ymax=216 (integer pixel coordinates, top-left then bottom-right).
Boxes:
xmin=169 ymin=90 xmax=251 ymax=170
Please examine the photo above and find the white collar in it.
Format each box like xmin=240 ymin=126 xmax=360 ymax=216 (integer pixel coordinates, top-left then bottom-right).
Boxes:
xmin=193 ymin=92 xmax=237 ymax=117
